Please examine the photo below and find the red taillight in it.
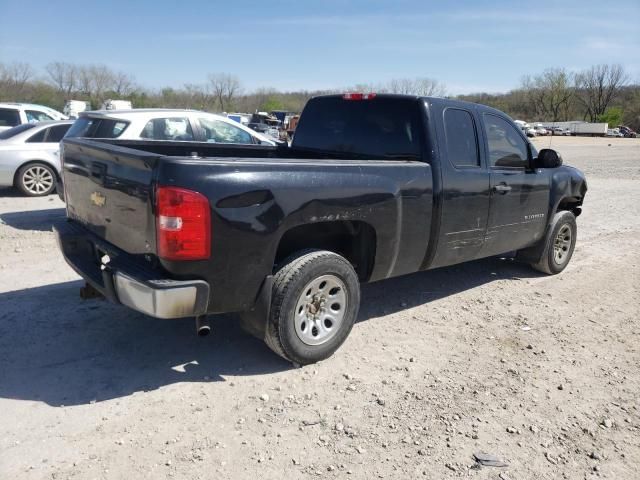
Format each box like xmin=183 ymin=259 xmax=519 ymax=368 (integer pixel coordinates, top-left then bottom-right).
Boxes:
xmin=156 ymin=186 xmax=211 ymax=261
xmin=343 ymin=92 xmax=377 ymax=100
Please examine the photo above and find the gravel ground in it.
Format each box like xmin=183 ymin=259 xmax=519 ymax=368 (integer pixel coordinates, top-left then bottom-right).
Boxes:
xmin=0 ymin=137 xmax=638 ymax=479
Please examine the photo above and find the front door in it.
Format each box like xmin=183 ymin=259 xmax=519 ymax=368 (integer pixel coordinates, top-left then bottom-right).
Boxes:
xmin=481 ymin=113 xmax=550 ymax=256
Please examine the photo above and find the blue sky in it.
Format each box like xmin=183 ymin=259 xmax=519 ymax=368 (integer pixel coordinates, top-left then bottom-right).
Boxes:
xmin=1 ymin=0 xmax=638 ymax=94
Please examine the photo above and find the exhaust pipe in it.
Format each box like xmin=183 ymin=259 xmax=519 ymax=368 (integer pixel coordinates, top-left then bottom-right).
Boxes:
xmin=195 ymin=315 xmax=211 ymax=337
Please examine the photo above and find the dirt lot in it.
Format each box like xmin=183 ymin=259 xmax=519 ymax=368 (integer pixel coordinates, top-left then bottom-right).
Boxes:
xmin=0 ymin=136 xmax=638 ymax=480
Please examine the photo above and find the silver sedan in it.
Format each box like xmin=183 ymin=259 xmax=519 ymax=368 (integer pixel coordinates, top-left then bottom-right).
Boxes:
xmin=0 ymin=120 xmax=73 ymax=196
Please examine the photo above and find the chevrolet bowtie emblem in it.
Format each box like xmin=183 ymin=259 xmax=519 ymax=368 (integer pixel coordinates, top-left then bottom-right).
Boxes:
xmin=90 ymin=191 xmax=106 ymax=207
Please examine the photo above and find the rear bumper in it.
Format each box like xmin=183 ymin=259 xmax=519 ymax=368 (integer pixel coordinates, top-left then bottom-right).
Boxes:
xmin=55 ymin=220 xmax=210 ymax=319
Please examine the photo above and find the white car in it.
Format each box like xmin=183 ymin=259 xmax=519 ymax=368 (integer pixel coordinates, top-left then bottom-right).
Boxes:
xmin=0 ymin=121 xmax=73 ymax=196
xmin=533 ymin=125 xmax=548 ymax=136
xmin=0 ymin=103 xmax=68 ymax=132
xmin=66 ymin=109 xmax=278 ymax=146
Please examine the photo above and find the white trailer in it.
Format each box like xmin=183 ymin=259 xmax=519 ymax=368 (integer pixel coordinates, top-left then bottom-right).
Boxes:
xmin=570 ymin=123 xmax=608 ymax=137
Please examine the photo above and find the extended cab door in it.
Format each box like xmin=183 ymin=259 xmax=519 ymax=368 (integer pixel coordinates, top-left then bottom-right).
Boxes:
xmin=480 ymin=113 xmax=550 ymax=256
xmin=429 ymin=105 xmax=491 ymax=268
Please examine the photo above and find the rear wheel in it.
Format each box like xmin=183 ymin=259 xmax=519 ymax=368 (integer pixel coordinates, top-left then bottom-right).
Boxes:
xmin=265 ymin=250 xmax=360 ymax=365
xmin=16 ymin=163 xmax=56 ymax=196
xmin=531 ymin=211 xmax=577 ymax=274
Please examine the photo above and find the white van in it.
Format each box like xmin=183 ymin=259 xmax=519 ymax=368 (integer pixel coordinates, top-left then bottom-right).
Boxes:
xmin=63 ymin=100 xmax=91 ymax=119
xmin=101 ymin=99 xmax=133 ymax=111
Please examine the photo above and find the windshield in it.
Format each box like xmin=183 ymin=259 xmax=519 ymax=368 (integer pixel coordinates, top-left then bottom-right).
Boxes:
xmin=292 ymin=96 xmax=423 ymax=159
xmin=0 ymin=123 xmax=36 ymax=140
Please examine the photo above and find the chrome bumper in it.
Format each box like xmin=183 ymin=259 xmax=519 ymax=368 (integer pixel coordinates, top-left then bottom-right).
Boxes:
xmin=55 ymin=220 xmax=210 ymax=319
xmin=113 ymin=272 xmax=208 ymax=319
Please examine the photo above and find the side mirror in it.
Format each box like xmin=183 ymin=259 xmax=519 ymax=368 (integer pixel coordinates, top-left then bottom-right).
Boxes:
xmin=536 ymin=148 xmax=563 ymax=168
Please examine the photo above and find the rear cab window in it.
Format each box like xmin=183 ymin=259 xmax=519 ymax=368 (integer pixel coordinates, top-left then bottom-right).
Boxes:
xmin=292 ymin=96 xmax=423 ymax=159
xmin=443 ymin=108 xmax=480 ymax=168
xmin=65 ymin=117 xmax=129 ymax=139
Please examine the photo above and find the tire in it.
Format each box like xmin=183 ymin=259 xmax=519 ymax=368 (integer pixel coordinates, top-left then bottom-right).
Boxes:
xmin=16 ymin=163 xmax=56 ymax=196
xmin=264 ymin=250 xmax=360 ymax=365
xmin=531 ymin=211 xmax=577 ymax=275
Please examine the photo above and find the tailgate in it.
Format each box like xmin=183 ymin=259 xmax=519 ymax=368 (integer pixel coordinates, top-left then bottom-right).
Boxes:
xmin=61 ymin=138 xmax=159 ymax=254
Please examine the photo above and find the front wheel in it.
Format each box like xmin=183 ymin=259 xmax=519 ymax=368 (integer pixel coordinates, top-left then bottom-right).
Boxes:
xmin=16 ymin=163 xmax=56 ymax=196
xmin=531 ymin=211 xmax=577 ymax=274
xmin=264 ymin=250 xmax=360 ymax=365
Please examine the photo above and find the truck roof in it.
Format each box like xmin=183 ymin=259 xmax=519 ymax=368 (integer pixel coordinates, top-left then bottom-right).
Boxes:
xmin=311 ymin=93 xmax=509 ymax=117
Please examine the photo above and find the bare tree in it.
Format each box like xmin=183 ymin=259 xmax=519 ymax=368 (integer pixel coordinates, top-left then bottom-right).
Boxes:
xmin=413 ymin=77 xmax=446 ymax=97
xmin=522 ymin=68 xmax=574 ymax=122
xmin=208 ymin=73 xmax=242 ymax=112
xmin=90 ymin=65 xmax=116 ymax=101
xmin=0 ymin=62 xmax=34 ymax=98
xmin=575 ymin=64 xmax=628 ymax=122
xmin=386 ymin=78 xmax=415 ymax=94
xmin=113 ymin=71 xmax=135 ymax=96
xmin=184 ymin=83 xmax=212 ymax=110
xmin=384 ymin=77 xmax=446 ymax=96
xmin=45 ymin=62 xmax=77 ymax=97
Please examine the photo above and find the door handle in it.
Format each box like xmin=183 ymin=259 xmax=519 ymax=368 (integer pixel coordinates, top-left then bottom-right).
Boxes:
xmin=493 ymin=184 xmax=512 ymax=194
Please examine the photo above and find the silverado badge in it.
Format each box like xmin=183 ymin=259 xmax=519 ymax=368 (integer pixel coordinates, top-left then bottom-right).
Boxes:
xmin=90 ymin=191 xmax=106 ymax=207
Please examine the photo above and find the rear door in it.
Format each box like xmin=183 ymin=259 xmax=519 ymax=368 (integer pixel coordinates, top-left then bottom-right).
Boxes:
xmin=430 ymin=104 xmax=491 ymax=268
xmin=481 ymin=113 xmax=550 ymax=255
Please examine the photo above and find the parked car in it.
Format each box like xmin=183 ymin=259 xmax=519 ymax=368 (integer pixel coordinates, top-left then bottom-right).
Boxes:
xmin=66 ymin=109 xmax=278 ymax=146
xmin=0 ymin=121 xmax=73 ymax=196
xmin=0 ymin=103 xmax=68 ymax=132
xmin=56 ymin=94 xmax=586 ymax=365
xmin=617 ymin=125 xmax=638 ymax=138
xmin=606 ymin=128 xmax=624 ymax=137
xmin=533 ymin=125 xmax=548 ymax=136
xmin=525 ymin=127 xmax=537 ymax=137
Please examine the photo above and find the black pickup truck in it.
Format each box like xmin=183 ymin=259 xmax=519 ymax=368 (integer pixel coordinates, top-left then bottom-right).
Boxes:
xmin=56 ymin=94 xmax=587 ymax=364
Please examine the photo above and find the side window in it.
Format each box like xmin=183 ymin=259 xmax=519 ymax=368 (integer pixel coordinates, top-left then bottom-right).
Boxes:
xmin=198 ymin=118 xmax=253 ymax=144
xmin=443 ymin=108 xmax=479 ymax=168
xmin=26 ymin=129 xmax=47 ymax=143
xmin=483 ymin=114 xmax=529 ymax=169
xmin=0 ymin=108 xmax=20 ymax=127
xmin=45 ymin=124 xmax=71 ymax=142
xmin=140 ymin=117 xmax=194 ymax=141
xmin=25 ymin=110 xmax=54 ymax=122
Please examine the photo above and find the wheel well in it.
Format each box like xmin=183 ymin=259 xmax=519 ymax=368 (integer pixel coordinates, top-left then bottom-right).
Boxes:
xmin=12 ymin=160 xmax=59 ymax=187
xmin=557 ymin=198 xmax=582 ymax=217
xmin=275 ymin=221 xmax=377 ymax=281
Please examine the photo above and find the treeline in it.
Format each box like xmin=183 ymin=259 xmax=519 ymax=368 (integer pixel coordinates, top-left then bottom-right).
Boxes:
xmin=1 ymin=61 xmax=638 ymax=130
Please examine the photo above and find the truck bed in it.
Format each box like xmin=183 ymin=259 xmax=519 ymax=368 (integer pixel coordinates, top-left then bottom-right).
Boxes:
xmin=60 ymin=137 xmax=434 ymax=313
